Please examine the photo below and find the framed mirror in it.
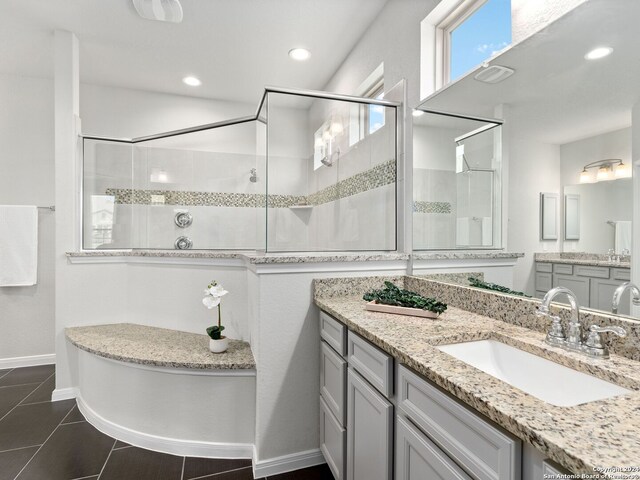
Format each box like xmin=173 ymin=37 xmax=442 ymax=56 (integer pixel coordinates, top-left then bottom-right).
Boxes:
xmin=540 ymin=193 xmax=558 ymax=240
xmin=564 ymin=194 xmax=580 ymax=240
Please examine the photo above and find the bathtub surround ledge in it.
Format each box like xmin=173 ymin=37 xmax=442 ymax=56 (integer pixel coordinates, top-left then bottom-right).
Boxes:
xmin=65 ymin=323 xmax=255 ymax=370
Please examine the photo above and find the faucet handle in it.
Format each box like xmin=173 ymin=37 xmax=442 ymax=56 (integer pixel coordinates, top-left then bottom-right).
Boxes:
xmin=583 ymin=325 xmax=627 ymax=358
xmin=545 ymin=314 xmax=566 ymax=346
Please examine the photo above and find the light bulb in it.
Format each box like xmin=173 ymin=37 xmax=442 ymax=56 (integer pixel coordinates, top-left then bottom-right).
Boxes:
xmin=596 ymin=165 xmax=611 ymax=181
xmin=584 ymin=47 xmax=613 ymax=60
xmin=579 ymin=169 xmax=593 ymax=184
xmin=615 ymin=162 xmax=632 ymax=178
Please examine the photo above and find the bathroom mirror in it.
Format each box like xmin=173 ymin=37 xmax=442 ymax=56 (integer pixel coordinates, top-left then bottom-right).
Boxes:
xmin=539 ymin=193 xmax=558 ymax=241
xmin=414 ymin=0 xmax=638 ymax=319
xmin=564 ymin=194 xmax=580 ymax=241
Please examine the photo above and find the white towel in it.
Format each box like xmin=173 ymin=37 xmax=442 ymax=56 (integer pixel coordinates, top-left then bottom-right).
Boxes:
xmin=0 ymin=206 xmax=38 ymax=286
xmin=481 ymin=217 xmax=493 ymax=246
xmin=456 ymin=217 xmax=470 ymax=246
xmin=615 ymin=221 xmax=632 ymax=253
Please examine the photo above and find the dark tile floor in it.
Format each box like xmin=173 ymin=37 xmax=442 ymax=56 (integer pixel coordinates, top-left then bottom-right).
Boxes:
xmin=0 ymin=366 xmax=334 ymax=480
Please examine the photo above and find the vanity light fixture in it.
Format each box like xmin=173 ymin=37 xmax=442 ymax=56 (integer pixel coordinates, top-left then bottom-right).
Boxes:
xmin=584 ymin=47 xmax=613 ymax=60
xmin=579 ymin=159 xmax=630 ymax=183
xmin=183 ymin=76 xmax=201 ymax=87
xmin=132 ymin=0 xmax=183 ymax=23
xmin=288 ymin=48 xmax=311 ymax=61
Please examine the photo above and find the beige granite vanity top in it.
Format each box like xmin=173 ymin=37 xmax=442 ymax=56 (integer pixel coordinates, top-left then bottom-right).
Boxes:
xmin=66 ymin=250 xmax=409 ymax=264
xmin=65 ymin=323 xmax=255 ymax=370
xmin=535 ymin=253 xmax=631 ymax=269
xmin=315 ymin=295 xmax=640 ymax=476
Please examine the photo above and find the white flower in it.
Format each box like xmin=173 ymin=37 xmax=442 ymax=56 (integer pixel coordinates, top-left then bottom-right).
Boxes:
xmin=207 ymin=284 xmax=228 ymax=298
xmin=202 ymin=296 xmax=221 ymax=309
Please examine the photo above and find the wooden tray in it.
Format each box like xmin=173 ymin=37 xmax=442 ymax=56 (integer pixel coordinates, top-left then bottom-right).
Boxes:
xmin=364 ymin=301 xmax=439 ymax=318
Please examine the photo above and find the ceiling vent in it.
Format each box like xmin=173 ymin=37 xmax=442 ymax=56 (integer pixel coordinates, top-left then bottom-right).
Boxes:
xmin=473 ymin=65 xmax=515 ymax=84
xmin=132 ymin=0 xmax=183 ymax=23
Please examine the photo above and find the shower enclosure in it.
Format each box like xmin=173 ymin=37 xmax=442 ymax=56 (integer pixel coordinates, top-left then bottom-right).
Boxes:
xmin=82 ymin=87 xmax=398 ymax=252
xmin=412 ymin=110 xmax=502 ymax=250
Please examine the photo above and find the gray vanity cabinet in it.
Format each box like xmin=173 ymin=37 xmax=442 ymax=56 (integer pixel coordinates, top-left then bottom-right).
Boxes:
xmin=551 ymin=273 xmax=590 ymax=306
xmin=346 ymin=368 xmax=393 ymax=480
xmin=535 ymin=261 xmax=631 ymax=313
xmin=396 ymin=415 xmax=472 ymax=480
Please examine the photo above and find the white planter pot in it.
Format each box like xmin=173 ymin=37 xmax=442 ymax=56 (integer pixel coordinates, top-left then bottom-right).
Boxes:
xmin=209 ymin=336 xmax=229 ymax=353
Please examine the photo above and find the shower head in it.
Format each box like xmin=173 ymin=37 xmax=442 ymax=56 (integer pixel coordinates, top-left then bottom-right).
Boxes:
xmin=249 ymin=168 xmax=258 ymax=183
xmin=321 ymin=148 xmax=340 ymax=167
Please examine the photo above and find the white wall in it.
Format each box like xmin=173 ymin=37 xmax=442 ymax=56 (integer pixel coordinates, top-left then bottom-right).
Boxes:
xmin=505 ymin=115 xmax=562 ymax=295
xmin=511 ymin=0 xmax=587 ymax=45
xmin=0 ymin=73 xmax=56 ymax=362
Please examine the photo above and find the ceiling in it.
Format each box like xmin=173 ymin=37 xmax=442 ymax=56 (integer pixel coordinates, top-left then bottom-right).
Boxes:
xmin=0 ymin=0 xmax=388 ymax=104
xmin=418 ymin=0 xmax=640 ymax=145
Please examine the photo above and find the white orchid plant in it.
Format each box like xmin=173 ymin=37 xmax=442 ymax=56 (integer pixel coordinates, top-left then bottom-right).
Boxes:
xmin=203 ymin=280 xmax=228 ymax=340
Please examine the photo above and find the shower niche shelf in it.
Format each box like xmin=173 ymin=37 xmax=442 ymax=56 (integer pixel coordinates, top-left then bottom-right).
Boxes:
xmin=289 ymin=205 xmax=313 ymax=210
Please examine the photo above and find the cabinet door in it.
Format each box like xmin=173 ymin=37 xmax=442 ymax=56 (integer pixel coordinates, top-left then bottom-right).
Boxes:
xmin=347 ymin=368 xmax=393 ymax=480
xmin=396 ymin=416 xmax=472 ymax=480
xmin=320 ymin=396 xmax=346 ymax=480
xmin=552 ymin=274 xmax=590 ymax=307
xmin=590 ymin=278 xmax=630 ymax=315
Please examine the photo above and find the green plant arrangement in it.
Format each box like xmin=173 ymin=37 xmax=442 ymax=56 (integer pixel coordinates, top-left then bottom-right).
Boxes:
xmin=203 ymin=280 xmax=228 ymax=340
xmin=363 ymin=281 xmax=448 ymax=315
xmin=468 ymin=277 xmax=530 ymax=297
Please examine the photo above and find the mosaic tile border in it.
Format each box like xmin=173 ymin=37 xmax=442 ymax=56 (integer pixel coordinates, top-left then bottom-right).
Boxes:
xmin=413 ymin=201 xmax=452 ymax=214
xmin=106 ymin=159 xmax=396 ymax=209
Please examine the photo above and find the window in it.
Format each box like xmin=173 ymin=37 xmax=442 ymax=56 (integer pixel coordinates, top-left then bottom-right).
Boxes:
xmin=421 ymin=0 xmax=512 ymax=95
xmin=349 ymin=64 xmax=385 ymax=147
xmin=446 ymin=0 xmax=511 ymax=83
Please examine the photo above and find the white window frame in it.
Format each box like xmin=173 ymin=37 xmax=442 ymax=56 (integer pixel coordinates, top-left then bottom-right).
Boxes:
xmin=349 ymin=64 xmax=384 ymax=147
xmin=421 ymin=0 xmax=499 ymax=97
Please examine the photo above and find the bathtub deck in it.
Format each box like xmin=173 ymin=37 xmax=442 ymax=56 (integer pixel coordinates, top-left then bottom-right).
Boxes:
xmin=65 ymin=323 xmax=255 ymax=370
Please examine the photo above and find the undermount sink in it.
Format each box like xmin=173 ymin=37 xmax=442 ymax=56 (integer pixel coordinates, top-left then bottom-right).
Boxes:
xmin=436 ymin=340 xmax=631 ymax=407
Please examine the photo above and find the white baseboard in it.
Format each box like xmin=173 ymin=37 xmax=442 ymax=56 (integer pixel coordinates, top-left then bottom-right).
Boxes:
xmin=253 ymin=447 xmax=326 ymax=478
xmin=0 ymin=353 xmax=55 ymax=369
xmin=51 ymin=387 xmax=78 ymax=402
xmin=76 ymin=395 xmax=253 ymax=459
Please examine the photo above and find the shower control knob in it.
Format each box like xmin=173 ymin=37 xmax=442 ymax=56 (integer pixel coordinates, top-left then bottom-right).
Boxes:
xmin=174 ymin=211 xmax=193 ymax=228
xmin=174 ymin=236 xmax=193 ymax=250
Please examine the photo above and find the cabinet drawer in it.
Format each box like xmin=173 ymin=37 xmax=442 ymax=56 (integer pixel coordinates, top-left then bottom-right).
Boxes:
xmin=575 ymin=265 xmax=610 ymax=279
xmin=535 ymin=262 xmax=552 ymax=273
xmin=347 ymin=368 xmax=393 ymax=480
xmin=535 ymin=272 xmax=552 ymax=292
xmin=397 ymin=365 xmax=521 ymax=480
xmin=321 ymin=341 xmax=347 ymax=425
xmin=396 ymin=415 xmax=472 ymax=480
xmin=348 ymin=331 xmax=393 ymax=398
xmin=543 ymin=460 xmax=568 ymax=477
xmin=553 ymin=264 xmax=573 ymax=275
xmin=612 ymin=268 xmax=631 ymax=281
xmin=320 ymin=311 xmax=347 ymax=357
xmin=320 ymin=396 xmax=346 ymax=480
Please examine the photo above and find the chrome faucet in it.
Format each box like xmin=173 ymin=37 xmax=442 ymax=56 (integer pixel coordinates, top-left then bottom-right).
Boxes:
xmin=537 ymin=286 xmax=627 ymax=358
xmin=612 ymin=282 xmax=640 ymax=314
xmin=538 ymin=286 xmax=582 ymax=351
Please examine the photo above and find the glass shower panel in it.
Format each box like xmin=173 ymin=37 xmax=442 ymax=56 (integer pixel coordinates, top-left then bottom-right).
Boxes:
xmin=413 ymin=111 xmax=502 ymax=250
xmin=265 ymin=92 xmax=397 ymax=252
xmin=129 ymin=121 xmax=263 ymax=250
xmin=82 ymin=139 xmax=133 ymax=250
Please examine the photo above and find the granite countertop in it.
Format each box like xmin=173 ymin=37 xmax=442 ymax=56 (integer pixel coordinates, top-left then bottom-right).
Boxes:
xmin=65 ymin=323 xmax=255 ymax=370
xmin=314 ymin=295 xmax=640 ymax=476
xmin=535 ymin=253 xmax=631 ymax=269
xmin=412 ymin=251 xmax=525 ymax=261
xmin=66 ymin=250 xmax=409 ymax=264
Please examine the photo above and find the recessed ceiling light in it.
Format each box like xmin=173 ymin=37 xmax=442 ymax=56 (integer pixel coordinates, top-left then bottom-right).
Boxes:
xmin=183 ymin=76 xmax=201 ymax=87
xmin=288 ymin=48 xmax=311 ymax=61
xmin=584 ymin=47 xmax=613 ymax=60
xmin=412 ymin=110 xmax=425 ymax=117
